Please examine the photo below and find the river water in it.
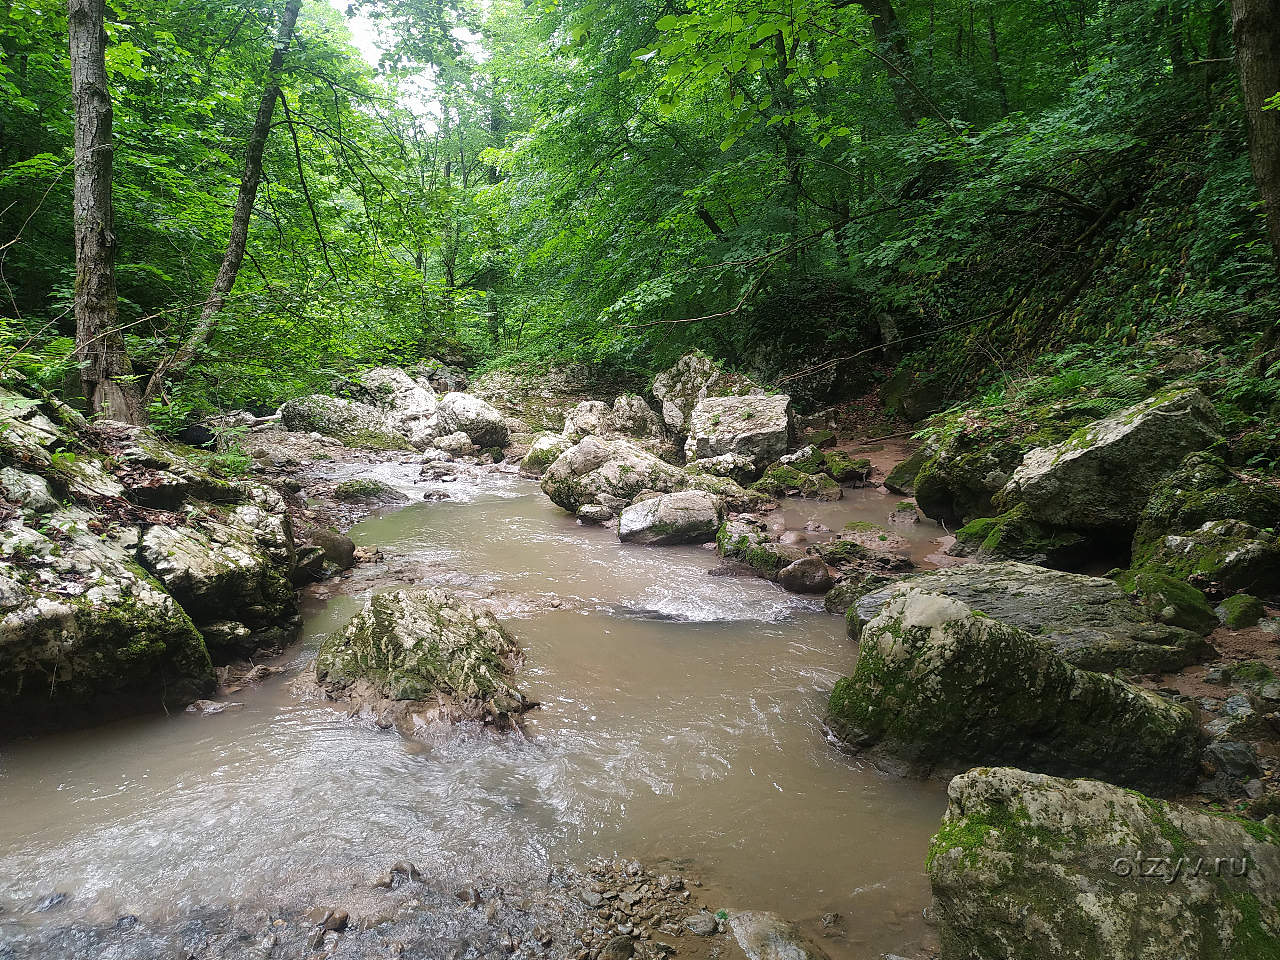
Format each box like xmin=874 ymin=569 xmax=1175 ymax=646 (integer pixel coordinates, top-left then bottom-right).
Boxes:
xmin=0 ymin=470 xmax=949 ymax=959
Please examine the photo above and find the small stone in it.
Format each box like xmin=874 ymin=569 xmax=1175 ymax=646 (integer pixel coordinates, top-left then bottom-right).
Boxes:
xmin=683 ymin=912 xmax=718 ymax=937
xmin=600 ymin=936 xmax=635 ymax=960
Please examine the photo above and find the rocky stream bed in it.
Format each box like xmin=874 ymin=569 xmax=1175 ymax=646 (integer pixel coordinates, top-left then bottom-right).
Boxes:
xmin=3 ymin=354 xmax=1280 ymax=959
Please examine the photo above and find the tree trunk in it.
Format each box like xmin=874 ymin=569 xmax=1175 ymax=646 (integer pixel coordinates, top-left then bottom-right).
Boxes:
xmin=856 ymin=0 xmax=921 ymax=126
xmin=144 ymin=0 xmax=302 ymax=400
xmin=68 ymin=0 xmax=143 ymax=423
xmin=1231 ymin=0 xmax=1280 ymax=269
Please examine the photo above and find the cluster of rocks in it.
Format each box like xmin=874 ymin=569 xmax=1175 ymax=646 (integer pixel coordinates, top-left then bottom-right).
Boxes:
xmin=0 ymin=376 xmax=357 ymax=733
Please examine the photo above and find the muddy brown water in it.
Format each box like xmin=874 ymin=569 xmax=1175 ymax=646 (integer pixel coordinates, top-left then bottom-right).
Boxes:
xmin=0 ymin=471 xmax=950 ymax=959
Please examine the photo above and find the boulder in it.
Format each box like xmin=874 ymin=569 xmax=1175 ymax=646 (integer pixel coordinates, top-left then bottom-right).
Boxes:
xmin=562 ymin=400 xmax=609 ymax=440
xmin=1 ymin=513 xmax=214 ymax=733
xmin=928 ymin=767 xmax=1280 ymax=960
xmin=729 ymin=912 xmax=831 ymax=960
xmin=849 ymin=561 xmax=1210 ymax=673
xmin=606 ymin=394 xmax=663 ymax=438
xmin=519 ymin=433 xmax=573 ymax=479
xmin=651 ymin=351 xmax=757 ymax=435
xmin=435 ymin=392 xmax=509 ymax=449
xmin=685 ymin=453 xmax=758 ymax=486
xmin=314 ymin=589 xmax=532 ymax=729
xmin=884 ymin=446 xmax=933 ymax=495
xmin=356 ymin=367 xmax=439 ymax=448
xmin=138 ymin=496 xmax=298 ymax=658
xmin=618 ymin=490 xmax=724 ymax=546
xmin=751 ymin=464 xmax=841 ymax=501
xmin=576 ymin=504 xmax=614 ymax=524
xmin=952 ymin=505 xmax=1088 ymax=567
xmin=827 ymin=589 xmax=1200 ymax=792
xmin=685 ymin=394 xmax=792 ymax=469
xmin=541 ymin=436 xmax=686 ymax=513
xmin=777 ymin=556 xmax=834 ymax=594
xmin=433 ymin=431 xmax=477 ymax=457
xmin=1130 ymin=519 xmax=1280 ymax=598
xmin=998 ymin=389 xmax=1222 ymax=530
xmin=0 ymin=467 xmax=57 ymax=515
xmin=280 ymin=395 xmax=409 ymax=450
xmin=681 ymin=472 xmax=771 ymax=512
xmin=716 ymin=517 xmax=805 ymax=579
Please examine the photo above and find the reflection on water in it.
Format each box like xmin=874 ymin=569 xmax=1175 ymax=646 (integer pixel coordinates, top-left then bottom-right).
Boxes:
xmin=0 ymin=477 xmax=947 ymax=959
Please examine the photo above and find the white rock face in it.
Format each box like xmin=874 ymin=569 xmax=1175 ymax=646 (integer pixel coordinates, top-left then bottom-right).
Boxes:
xmin=562 ymin=400 xmax=609 ymax=440
xmin=0 ymin=467 xmax=57 ymax=515
xmin=606 ymin=394 xmax=663 ymax=438
xmin=357 ymin=367 xmax=441 ymax=449
xmin=685 ymin=394 xmax=793 ymax=468
xmin=999 ymin=388 xmax=1221 ymax=528
xmin=651 ymin=351 xmax=757 ymax=435
xmin=617 ymin=490 xmax=724 ymax=546
xmin=435 ymin=392 xmax=510 ymax=449
xmin=541 ymin=436 xmax=686 ymax=513
xmin=433 ymin=431 xmax=477 ymax=456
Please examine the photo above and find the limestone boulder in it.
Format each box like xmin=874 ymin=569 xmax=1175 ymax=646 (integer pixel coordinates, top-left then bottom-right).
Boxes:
xmin=827 ymin=589 xmax=1200 ymax=792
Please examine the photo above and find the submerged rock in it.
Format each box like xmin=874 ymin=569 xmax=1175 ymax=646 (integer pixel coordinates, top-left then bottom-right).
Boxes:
xmin=849 ymin=561 xmax=1210 ymax=673
xmin=998 ymin=389 xmax=1221 ymax=531
xmin=685 ymin=394 xmax=793 ymax=469
xmin=929 ymin=767 xmax=1280 ymax=960
xmin=314 ymin=589 xmax=532 ymax=729
xmin=729 ymin=911 xmax=830 ymax=960
xmin=618 ymin=490 xmax=724 ymax=546
xmin=827 ymin=590 xmax=1200 ymax=792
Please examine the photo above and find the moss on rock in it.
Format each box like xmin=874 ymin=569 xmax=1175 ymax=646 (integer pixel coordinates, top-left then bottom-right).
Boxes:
xmin=1220 ymin=594 xmax=1267 ymax=629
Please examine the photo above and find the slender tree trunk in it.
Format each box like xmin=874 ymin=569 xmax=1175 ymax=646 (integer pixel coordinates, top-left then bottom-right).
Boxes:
xmin=1230 ymin=0 xmax=1280 ymax=270
xmin=144 ymin=0 xmax=302 ymax=400
xmin=855 ymin=0 xmax=921 ymax=126
xmin=986 ymin=8 xmax=1009 ymax=116
xmin=68 ymin=0 xmax=143 ymax=423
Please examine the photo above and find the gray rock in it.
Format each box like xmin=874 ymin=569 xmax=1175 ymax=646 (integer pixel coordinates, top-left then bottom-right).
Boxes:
xmin=685 ymin=453 xmax=758 ymax=485
xmin=433 ymin=431 xmax=477 ymax=456
xmin=651 ymin=351 xmax=757 ymax=435
xmin=827 ymin=589 xmax=1200 ymax=793
xmin=607 ymin=394 xmax=663 ymax=438
xmin=599 ymin=936 xmax=635 ymax=960
xmin=683 ymin=911 xmax=718 ymax=936
xmin=618 ymin=490 xmax=724 ymax=546
xmin=519 ymin=433 xmax=572 ymax=479
xmin=280 ymin=395 xmax=407 ymax=450
xmin=929 ymin=767 xmax=1280 ymax=960
xmin=357 ymin=367 xmax=439 ymax=448
xmin=541 ymin=436 xmax=686 ymax=513
xmin=577 ymin=504 xmax=614 ymax=524
xmin=314 ymin=589 xmax=532 ymax=729
xmin=999 ymin=389 xmax=1221 ymax=529
xmin=777 ymin=556 xmax=834 ymax=594
xmin=436 ymin=392 xmax=509 ymax=449
xmin=1204 ymin=741 xmax=1262 ymax=780
xmin=685 ymin=394 xmax=793 ymax=469
xmin=729 ymin=911 xmax=830 ymax=960
xmin=851 ymin=561 xmax=1209 ymax=673
xmin=562 ymin=400 xmax=609 ymax=440
xmin=0 ymin=467 xmax=57 ymax=515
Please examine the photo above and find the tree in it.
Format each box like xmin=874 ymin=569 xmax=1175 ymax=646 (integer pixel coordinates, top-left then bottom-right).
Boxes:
xmin=1231 ymin=0 xmax=1280 ymax=269
xmin=67 ymin=0 xmax=143 ymax=422
xmin=144 ymin=0 xmax=303 ymax=400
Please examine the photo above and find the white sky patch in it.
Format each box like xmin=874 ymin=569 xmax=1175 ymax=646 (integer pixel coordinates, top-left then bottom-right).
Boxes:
xmin=327 ymin=0 xmax=382 ymax=66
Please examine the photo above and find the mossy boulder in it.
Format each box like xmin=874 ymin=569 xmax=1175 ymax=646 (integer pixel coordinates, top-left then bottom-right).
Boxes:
xmin=314 ymin=589 xmax=532 ymax=729
xmin=1220 ymin=594 xmax=1267 ymax=629
xmin=716 ymin=518 xmax=804 ymax=578
xmin=822 ymin=450 xmax=872 ymax=484
xmin=914 ymin=431 xmax=1029 ymax=526
xmin=1 ymin=513 xmax=214 ymax=734
xmin=1130 ymin=519 xmax=1280 ymax=599
xmin=884 ymin=445 xmax=933 ymax=495
xmin=849 ymin=562 xmax=1210 ymax=673
xmin=333 ymin=478 xmax=408 ymax=503
xmin=1121 ymin=570 xmax=1219 ymax=635
xmin=929 ymin=767 xmax=1280 ymax=960
xmin=827 ymin=590 xmax=1200 ymax=792
xmin=953 ymin=505 xmax=1087 ymax=566
xmin=997 ymin=389 xmax=1221 ymax=531
xmin=751 ymin=464 xmax=841 ymax=501
xmin=280 ymin=395 xmax=411 ymax=450
xmin=1135 ymin=453 xmax=1280 ymax=553
xmin=517 ymin=433 xmax=570 ymax=479
xmin=778 ymin=444 xmax=826 ymax=474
